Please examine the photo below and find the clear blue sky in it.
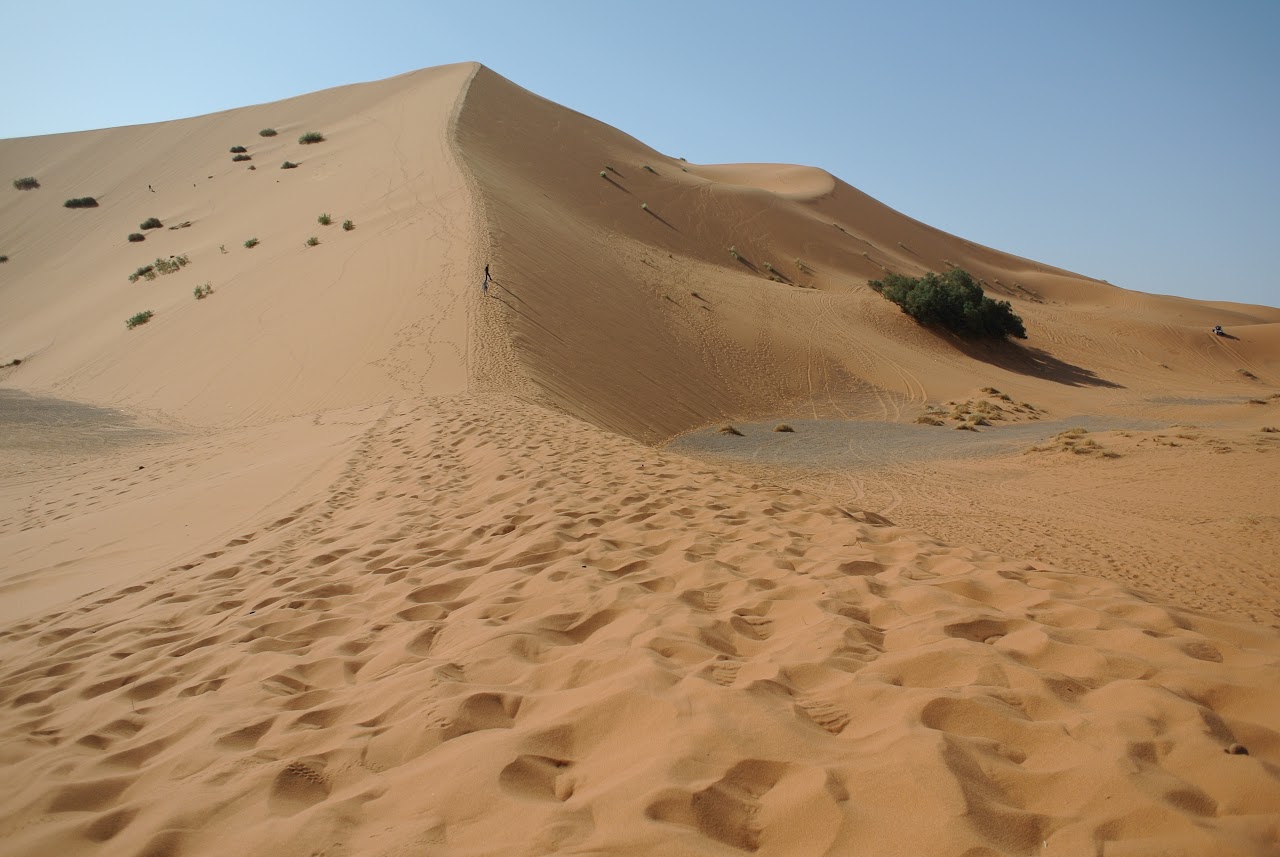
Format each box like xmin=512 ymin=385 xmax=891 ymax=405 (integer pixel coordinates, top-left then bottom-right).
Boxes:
xmin=4 ymin=1 xmax=1277 ymax=308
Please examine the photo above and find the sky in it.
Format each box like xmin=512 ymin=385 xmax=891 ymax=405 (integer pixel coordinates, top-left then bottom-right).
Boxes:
xmin=3 ymin=1 xmax=1277 ymax=308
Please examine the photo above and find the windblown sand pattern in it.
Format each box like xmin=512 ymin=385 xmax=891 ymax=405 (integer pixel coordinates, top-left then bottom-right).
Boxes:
xmin=1 ymin=399 xmax=1277 ymax=856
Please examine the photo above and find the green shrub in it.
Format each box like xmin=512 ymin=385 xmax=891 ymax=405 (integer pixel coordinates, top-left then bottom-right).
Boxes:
xmin=127 ymin=233 xmax=145 ymax=242
xmin=281 ymin=161 xmax=299 ymax=170
xmin=126 ymin=310 xmax=153 ymax=329
xmin=140 ymin=217 xmax=163 ymax=230
xmin=128 ymin=265 xmax=156 ymax=282
xmin=298 ymin=131 xmax=325 ymax=145
xmin=230 ymin=145 xmax=248 ymax=153
xmin=0 ymin=255 xmax=9 ymax=263
xmin=12 ymin=177 xmax=39 ymax=190
xmin=64 ymin=197 xmax=98 ymax=208
xmin=305 ymin=236 xmax=320 ymax=247
xmin=153 ymin=255 xmax=190 ymax=275
xmin=232 ymin=153 xmax=252 ymax=162
xmin=244 ymin=237 xmax=259 ymax=249
xmin=259 ymin=128 xmax=278 ymax=137
xmin=341 ymin=219 xmax=354 ymax=231
xmin=194 ymin=283 xmax=213 ymax=300
xmin=869 ymin=268 xmax=1026 ymax=339
xmin=317 ymin=213 xmax=331 ymax=225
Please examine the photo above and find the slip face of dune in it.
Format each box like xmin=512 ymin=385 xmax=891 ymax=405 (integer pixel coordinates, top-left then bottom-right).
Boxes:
xmin=2 ymin=397 xmax=1278 ymax=857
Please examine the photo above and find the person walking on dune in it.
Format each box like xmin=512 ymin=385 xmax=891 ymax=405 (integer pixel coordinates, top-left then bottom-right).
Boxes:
xmin=483 ymin=264 xmax=491 ymax=295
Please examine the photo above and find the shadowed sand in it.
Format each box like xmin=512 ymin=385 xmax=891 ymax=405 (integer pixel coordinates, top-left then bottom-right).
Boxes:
xmin=1 ymin=62 xmax=1278 ymax=856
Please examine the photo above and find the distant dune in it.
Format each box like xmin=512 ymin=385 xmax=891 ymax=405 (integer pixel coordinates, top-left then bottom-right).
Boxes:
xmin=1 ymin=63 xmax=1278 ymax=857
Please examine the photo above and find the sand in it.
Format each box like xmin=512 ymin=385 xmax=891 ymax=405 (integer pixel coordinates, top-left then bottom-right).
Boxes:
xmin=1 ymin=63 xmax=1278 ymax=856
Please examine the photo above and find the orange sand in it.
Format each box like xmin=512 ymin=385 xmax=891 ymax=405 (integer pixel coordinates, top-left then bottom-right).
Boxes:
xmin=1 ymin=63 xmax=1277 ymax=856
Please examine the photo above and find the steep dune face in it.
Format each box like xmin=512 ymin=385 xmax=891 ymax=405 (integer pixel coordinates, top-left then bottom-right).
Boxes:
xmin=0 ymin=63 xmax=480 ymax=427
xmin=455 ymin=67 xmax=1278 ymax=440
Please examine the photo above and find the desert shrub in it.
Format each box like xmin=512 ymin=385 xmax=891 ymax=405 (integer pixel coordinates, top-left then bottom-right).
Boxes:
xmin=128 ymin=265 xmax=156 ymax=282
xmin=298 ymin=131 xmax=325 ymax=144
xmin=127 ymin=233 xmax=145 ymax=242
xmin=259 ymin=128 xmax=278 ymax=137
xmin=194 ymin=283 xmax=213 ymax=300
xmin=773 ymin=424 xmax=795 ymax=433
xmin=232 ymin=153 xmax=252 ymax=162
xmin=126 ymin=310 xmax=153 ymax=329
xmin=12 ymin=177 xmax=39 ymax=190
xmin=281 ymin=161 xmax=299 ymax=170
xmin=140 ymin=217 xmax=163 ymax=230
xmin=317 ymin=213 xmax=331 ymax=225
xmin=717 ymin=424 xmax=743 ymax=436
xmin=152 ymin=255 xmax=189 ymax=275
xmin=341 ymin=219 xmax=354 ymax=231
xmin=229 ymin=145 xmax=248 ymax=153
xmin=0 ymin=255 xmax=8 ymax=263
xmin=869 ymin=268 xmax=1026 ymax=339
xmin=64 ymin=197 xmax=98 ymax=208
xmin=305 ymin=236 xmax=320 ymax=247
xmin=244 ymin=237 xmax=259 ymax=248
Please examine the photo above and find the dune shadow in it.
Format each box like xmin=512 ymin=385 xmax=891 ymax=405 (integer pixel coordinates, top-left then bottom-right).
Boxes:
xmin=953 ymin=339 xmax=1124 ymax=388
xmin=603 ymin=176 xmax=630 ymax=194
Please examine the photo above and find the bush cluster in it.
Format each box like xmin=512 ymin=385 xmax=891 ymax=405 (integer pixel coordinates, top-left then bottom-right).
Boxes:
xmin=230 ymin=145 xmax=248 ymax=153
xmin=298 ymin=131 xmax=325 ymax=144
xmin=64 ymin=197 xmax=98 ymax=208
xmin=232 ymin=153 xmax=252 ymax=162
xmin=13 ymin=177 xmax=40 ymax=190
xmin=140 ymin=217 xmax=163 ymax=230
xmin=126 ymin=310 xmax=154 ymax=329
xmin=259 ymin=128 xmax=278 ymax=137
xmin=281 ymin=161 xmax=299 ymax=170
xmin=869 ymin=268 xmax=1026 ymax=339
xmin=127 ymin=233 xmax=145 ymax=242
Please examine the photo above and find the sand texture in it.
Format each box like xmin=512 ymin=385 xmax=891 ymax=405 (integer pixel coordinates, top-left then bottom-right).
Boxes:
xmin=2 ymin=63 xmax=1278 ymax=856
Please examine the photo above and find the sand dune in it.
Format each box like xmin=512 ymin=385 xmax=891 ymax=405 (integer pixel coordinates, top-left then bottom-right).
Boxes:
xmin=2 ymin=63 xmax=1279 ymax=856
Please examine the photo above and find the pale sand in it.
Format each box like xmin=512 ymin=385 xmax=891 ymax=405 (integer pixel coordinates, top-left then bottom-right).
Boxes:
xmin=1 ymin=63 xmax=1278 ymax=856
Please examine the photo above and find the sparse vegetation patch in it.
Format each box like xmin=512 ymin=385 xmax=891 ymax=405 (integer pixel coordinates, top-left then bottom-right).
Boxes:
xmin=259 ymin=128 xmax=278 ymax=137
xmin=127 ymin=233 xmax=145 ymax=242
xmin=717 ymin=425 xmax=744 ymax=437
xmin=64 ymin=197 xmax=98 ymax=208
xmin=126 ymin=310 xmax=154 ymax=329
xmin=244 ymin=237 xmax=260 ymax=249
xmin=128 ymin=265 xmax=155 ymax=283
xmin=281 ymin=161 xmax=299 ymax=170
xmin=305 ymin=236 xmax=320 ymax=247
xmin=194 ymin=283 xmax=213 ymax=300
xmin=773 ymin=424 xmax=795 ymax=433
xmin=229 ymin=146 xmax=248 ymax=153
xmin=232 ymin=153 xmax=252 ymax=162
xmin=342 ymin=220 xmax=354 ymax=231
xmin=298 ymin=131 xmax=325 ymax=145
xmin=870 ymin=268 xmax=1026 ymax=339
xmin=140 ymin=217 xmax=163 ymax=230
xmin=13 ymin=177 xmax=40 ymax=190
xmin=317 ymin=213 xmax=332 ymax=225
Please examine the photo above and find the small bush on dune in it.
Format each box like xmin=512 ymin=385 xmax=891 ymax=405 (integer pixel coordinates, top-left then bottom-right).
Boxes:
xmin=126 ymin=310 xmax=153 ymax=329
xmin=13 ymin=177 xmax=40 ymax=190
xmin=298 ymin=131 xmax=325 ymax=145
xmin=140 ymin=217 xmax=163 ymax=230
xmin=64 ymin=197 xmax=98 ymax=208
xmin=0 ymin=255 xmax=9 ymax=263
xmin=717 ymin=424 xmax=744 ymax=436
xmin=128 ymin=265 xmax=155 ymax=282
xmin=281 ymin=161 xmax=299 ymax=170
xmin=153 ymin=255 xmax=189 ymax=275
xmin=869 ymin=268 xmax=1027 ymax=339
xmin=342 ymin=219 xmax=354 ymax=231
xmin=773 ymin=424 xmax=795 ymax=433
xmin=127 ymin=233 xmax=145 ymax=242
xmin=244 ymin=237 xmax=259 ymax=248
xmin=305 ymin=236 xmax=320 ymax=247
xmin=232 ymin=153 xmax=252 ymax=162
xmin=194 ymin=283 xmax=213 ymax=300
xmin=317 ymin=213 xmax=331 ymax=225
xmin=230 ymin=146 xmax=248 ymax=153
xmin=259 ymin=128 xmax=278 ymax=137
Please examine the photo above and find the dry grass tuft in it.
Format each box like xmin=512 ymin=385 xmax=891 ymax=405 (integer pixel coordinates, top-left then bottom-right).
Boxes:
xmin=772 ymin=424 xmax=795 ymax=433
xmin=717 ymin=425 xmax=744 ymax=437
